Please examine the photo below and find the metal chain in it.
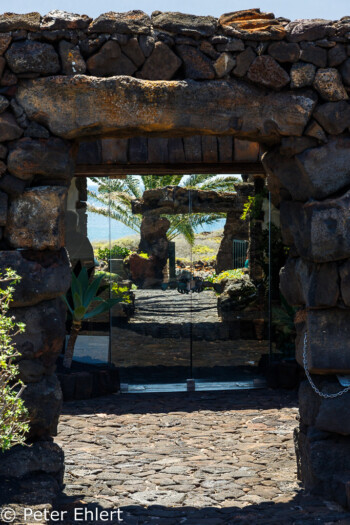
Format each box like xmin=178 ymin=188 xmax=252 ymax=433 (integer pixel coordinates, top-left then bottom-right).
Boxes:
xmin=303 ymin=332 xmax=350 ymax=398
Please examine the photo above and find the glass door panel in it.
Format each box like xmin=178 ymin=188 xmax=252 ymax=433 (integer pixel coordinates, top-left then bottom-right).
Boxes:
xmin=189 ymin=175 xmax=271 ymax=388
xmin=109 ymin=175 xmax=191 ymax=389
xmin=64 ymin=176 xmax=110 ymax=366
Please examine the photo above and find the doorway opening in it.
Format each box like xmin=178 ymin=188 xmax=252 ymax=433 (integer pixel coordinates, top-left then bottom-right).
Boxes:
xmin=64 ymin=166 xmax=281 ymax=393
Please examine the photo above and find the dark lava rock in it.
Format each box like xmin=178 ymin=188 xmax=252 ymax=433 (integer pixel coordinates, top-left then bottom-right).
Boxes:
xmin=295 ymin=308 xmax=350 ymax=375
xmin=0 ymin=33 xmax=12 ymax=55
xmin=268 ymin=41 xmax=300 ymax=62
xmin=5 ymin=40 xmax=60 ymax=75
xmin=280 ymin=256 xmax=339 ymax=308
xmin=0 ymin=248 xmax=71 ymax=307
xmin=18 ymin=359 xmax=48 ymax=383
xmin=176 ymin=45 xmax=215 ymax=79
xmin=41 ymin=10 xmax=92 ymax=30
xmin=314 ymin=100 xmax=350 ymax=134
xmin=0 ymin=94 xmax=9 ymax=113
xmin=152 ymin=11 xmax=217 ymax=38
xmin=24 ymin=121 xmax=50 ymax=138
xmin=218 ymin=277 xmax=257 ymax=320
xmin=88 ymin=10 xmax=151 ymax=35
xmin=0 ymin=111 xmax=23 ymax=141
xmin=8 ymin=137 xmax=74 ymax=181
xmin=199 ymin=40 xmax=219 ymax=59
xmin=247 ymin=55 xmax=290 ymax=89
xmin=0 ymin=441 xmax=64 ymax=480
xmin=300 ymin=42 xmax=327 ymax=67
xmin=0 ymin=190 xmax=7 ymax=225
xmin=5 ymin=186 xmax=67 ymax=250
xmin=0 ymin=56 xmax=5 ymax=78
xmin=290 ymin=62 xmax=316 ymax=88
xmin=280 ymin=189 xmax=350 ymax=262
xmin=0 ymin=173 xmax=26 ymax=196
xmin=22 ymin=375 xmax=63 ymax=439
xmin=304 ymin=120 xmax=328 ymax=143
xmin=328 ymin=43 xmax=347 ymax=67
xmin=0 ymin=70 xmax=17 ymax=87
xmin=59 ymin=40 xmax=86 ymax=75
xmin=264 ymin=136 xmax=350 ymax=201
xmin=87 ymin=40 xmax=137 ymax=76
xmin=0 ymin=144 xmax=7 ymax=158
xmin=139 ymin=34 xmax=155 ymax=57
xmin=233 ymin=47 xmax=256 ymax=77
xmin=285 ymin=18 xmax=334 ymax=42
xmin=340 ymin=57 xmax=350 ymax=85
xmin=140 ymin=41 xmax=181 ymax=80
xmin=216 ymin=38 xmax=244 ymax=52
xmin=280 ymin=136 xmax=317 ymax=156
xmin=213 ymin=52 xmax=235 ymax=78
xmin=11 ymin=298 xmax=66 ymax=366
xmin=313 ymin=68 xmax=348 ymax=101
xmin=126 ymin=252 xmax=163 ymax=288
xmin=122 ymin=37 xmax=145 ymax=67
xmin=79 ymin=34 xmax=108 ymax=57
xmin=339 ymin=259 xmax=350 ymax=307
xmin=0 ymin=12 xmax=41 ymax=32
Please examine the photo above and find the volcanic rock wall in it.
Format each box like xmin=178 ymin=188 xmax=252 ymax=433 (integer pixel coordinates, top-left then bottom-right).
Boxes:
xmin=0 ymin=8 xmax=350 ymax=505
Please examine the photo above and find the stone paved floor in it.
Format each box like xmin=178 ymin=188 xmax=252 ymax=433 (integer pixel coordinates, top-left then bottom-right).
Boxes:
xmin=52 ymin=390 xmax=350 ymax=524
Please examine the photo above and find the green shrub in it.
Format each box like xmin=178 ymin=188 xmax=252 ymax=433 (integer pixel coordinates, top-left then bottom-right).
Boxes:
xmin=97 ymin=245 xmax=131 ymax=262
xmin=0 ymin=269 xmax=29 ymax=452
xmin=137 ymin=252 xmax=149 ymax=259
xmin=111 ymin=283 xmax=133 ymax=304
xmin=213 ymin=269 xmax=245 ymax=282
xmin=95 ymin=270 xmax=121 ymax=284
xmin=192 ymin=245 xmax=215 ymax=255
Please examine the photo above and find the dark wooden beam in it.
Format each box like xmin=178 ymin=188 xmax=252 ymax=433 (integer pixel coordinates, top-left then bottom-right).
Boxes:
xmin=75 ymin=162 xmax=265 ymax=177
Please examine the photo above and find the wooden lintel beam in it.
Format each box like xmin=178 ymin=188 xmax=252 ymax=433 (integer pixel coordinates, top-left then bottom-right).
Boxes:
xmin=74 ymin=162 xmax=265 ymax=177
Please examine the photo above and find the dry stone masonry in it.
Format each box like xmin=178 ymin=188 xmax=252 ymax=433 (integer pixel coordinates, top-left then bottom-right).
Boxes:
xmin=0 ymin=7 xmax=350 ymax=507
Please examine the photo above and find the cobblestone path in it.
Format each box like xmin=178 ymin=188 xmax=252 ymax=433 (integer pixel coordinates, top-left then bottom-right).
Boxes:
xmin=54 ymin=390 xmax=350 ymax=524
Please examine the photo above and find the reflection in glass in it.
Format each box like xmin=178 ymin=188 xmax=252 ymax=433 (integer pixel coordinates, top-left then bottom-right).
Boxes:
xmin=65 ymin=173 xmax=279 ymax=391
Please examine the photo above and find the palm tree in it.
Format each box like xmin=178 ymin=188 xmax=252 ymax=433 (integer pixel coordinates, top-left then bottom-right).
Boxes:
xmin=88 ymin=174 xmax=239 ymax=246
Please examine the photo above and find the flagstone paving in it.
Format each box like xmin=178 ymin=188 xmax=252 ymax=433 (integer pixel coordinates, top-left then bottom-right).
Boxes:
xmin=54 ymin=390 xmax=350 ymax=524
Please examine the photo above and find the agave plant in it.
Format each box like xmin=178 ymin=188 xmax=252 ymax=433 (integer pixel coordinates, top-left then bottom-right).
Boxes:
xmin=61 ymin=267 xmax=121 ymax=369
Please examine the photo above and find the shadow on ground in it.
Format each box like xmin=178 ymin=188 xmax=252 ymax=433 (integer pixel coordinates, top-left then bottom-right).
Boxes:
xmin=5 ymin=491 xmax=350 ymax=524
xmin=61 ymin=389 xmax=299 ymax=417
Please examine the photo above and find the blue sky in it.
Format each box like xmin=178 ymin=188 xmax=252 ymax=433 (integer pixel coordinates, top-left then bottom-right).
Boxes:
xmin=4 ymin=0 xmax=349 ymax=21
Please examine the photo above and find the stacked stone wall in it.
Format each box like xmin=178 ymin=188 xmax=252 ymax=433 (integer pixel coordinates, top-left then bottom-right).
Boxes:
xmin=1 ymin=7 xmax=350 ymax=505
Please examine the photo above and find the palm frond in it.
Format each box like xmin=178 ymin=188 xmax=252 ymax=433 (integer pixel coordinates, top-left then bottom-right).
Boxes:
xmin=88 ymin=173 xmax=240 ymax=245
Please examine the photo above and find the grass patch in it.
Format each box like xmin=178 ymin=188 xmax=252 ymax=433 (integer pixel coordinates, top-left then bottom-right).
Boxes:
xmin=192 ymin=245 xmax=215 ymax=255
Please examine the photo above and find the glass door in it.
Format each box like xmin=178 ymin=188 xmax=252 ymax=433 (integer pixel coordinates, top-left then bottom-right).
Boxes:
xmin=64 ymin=176 xmax=111 ymax=367
xmin=75 ymin=172 xmax=276 ymax=392
xmin=108 ymin=176 xmax=192 ymax=390
xmin=189 ymin=175 xmax=271 ymax=389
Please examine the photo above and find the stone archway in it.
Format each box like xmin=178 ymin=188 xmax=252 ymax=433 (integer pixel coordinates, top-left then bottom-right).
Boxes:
xmin=0 ymin=8 xmax=350 ymax=507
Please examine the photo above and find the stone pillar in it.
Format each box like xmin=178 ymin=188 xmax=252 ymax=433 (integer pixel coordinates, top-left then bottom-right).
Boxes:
xmin=0 ymin=133 xmax=74 ymax=501
xmin=216 ymin=211 xmax=249 ymax=273
xmin=137 ymin=214 xmax=170 ymax=286
xmin=263 ymin=135 xmax=350 ymax=507
xmin=248 ymin=175 xmax=266 ymax=282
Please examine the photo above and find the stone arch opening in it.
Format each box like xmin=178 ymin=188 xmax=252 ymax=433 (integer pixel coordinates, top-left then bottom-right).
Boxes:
xmin=0 ymin=8 xmax=350 ymax=508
